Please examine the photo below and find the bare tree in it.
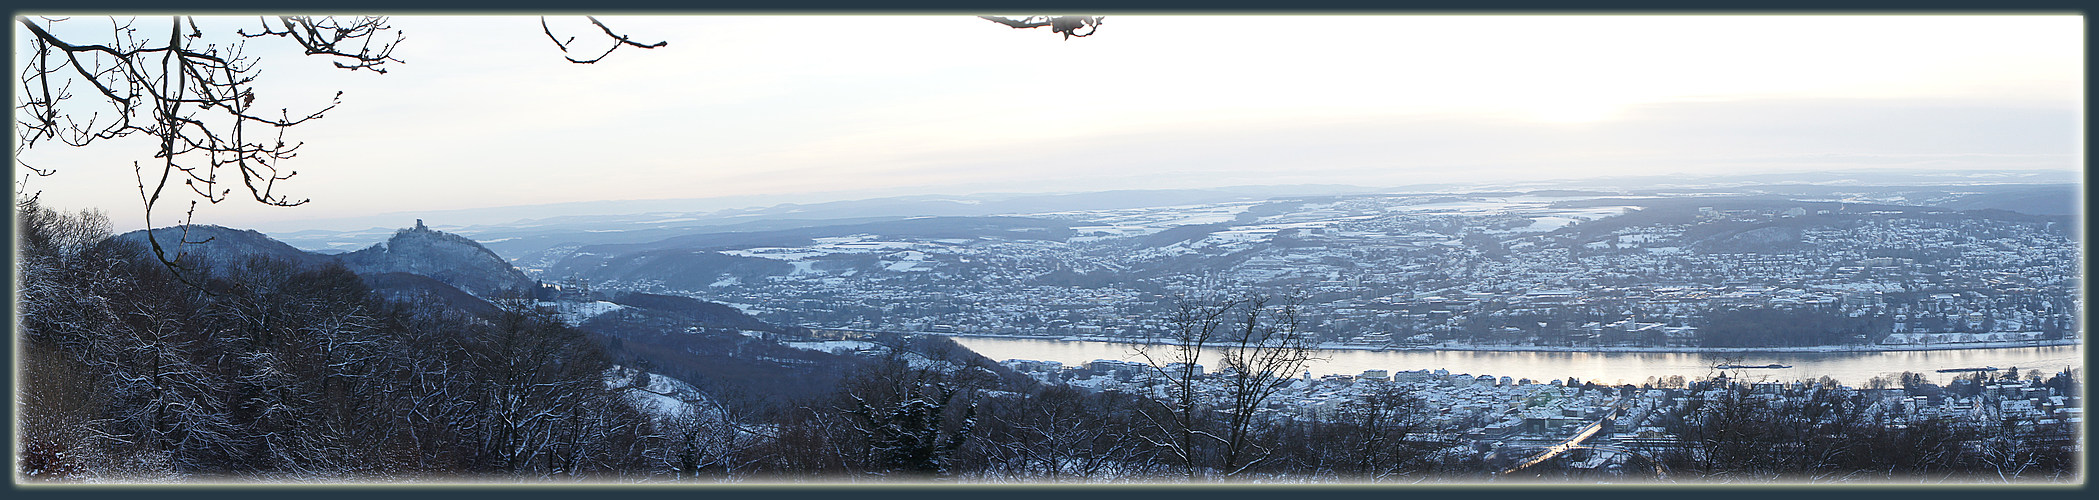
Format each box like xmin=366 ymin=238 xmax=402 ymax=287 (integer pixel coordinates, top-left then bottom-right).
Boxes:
xmin=972 ymin=384 xmax=1155 ymax=481
xmin=13 ymin=15 xmax=663 ymax=274
xmin=1330 ymin=384 xmax=1432 ymax=479
xmin=15 ymin=15 xmax=403 ymax=271
xmin=1130 ymin=298 xmax=1226 ymax=478
xmin=1130 ymin=294 xmax=1318 ymax=480
xmin=833 ymin=354 xmax=983 ymax=477
xmin=606 ymin=368 xmax=778 ymax=479
xmin=16 ymin=200 xmax=127 ymax=479
xmin=1207 ymin=296 xmax=1318 ymax=476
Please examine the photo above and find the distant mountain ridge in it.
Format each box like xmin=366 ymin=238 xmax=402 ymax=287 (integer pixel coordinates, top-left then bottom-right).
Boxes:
xmin=115 ymin=225 xmax=329 ymax=270
xmin=541 ymin=216 xmax=1076 ymax=287
xmin=266 ymin=186 xmax=1379 ymax=257
xmin=262 ymin=178 xmax=2076 ymax=263
xmin=112 ymin=220 xmax=798 ymax=336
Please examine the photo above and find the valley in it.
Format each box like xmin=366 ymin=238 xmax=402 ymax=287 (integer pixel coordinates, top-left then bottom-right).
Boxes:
xmin=331 ymin=182 xmax=2080 ymax=352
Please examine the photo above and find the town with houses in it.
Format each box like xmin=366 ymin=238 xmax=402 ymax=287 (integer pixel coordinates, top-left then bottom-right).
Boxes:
xmin=225 ymin=184 xmax=2079 ymax=479
xmin=983 ymin=357 xmax=2083 ymax=476
xmin=579 ymin=191 xmax=2077 ymax=351
xmin=592 ymin=186 xmax=2080 ymax=477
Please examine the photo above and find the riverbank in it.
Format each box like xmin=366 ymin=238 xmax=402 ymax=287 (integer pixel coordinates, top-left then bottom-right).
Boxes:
xmin=943 ymin=334 xmax=2081 ymax=385
xmin=929 ymin=332 xmax=2081 ymax=354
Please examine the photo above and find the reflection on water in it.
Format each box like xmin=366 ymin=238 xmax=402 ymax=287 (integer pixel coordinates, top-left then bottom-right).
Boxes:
xmin=949 ymin=336 xmax=2083 ymax=386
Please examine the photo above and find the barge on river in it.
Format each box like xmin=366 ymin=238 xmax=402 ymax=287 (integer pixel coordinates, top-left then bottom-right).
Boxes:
xmin=1715 ymin=363 xmax=1792 ymax=369
xmin=1936 ymin=366 xmax=2000 ymax=373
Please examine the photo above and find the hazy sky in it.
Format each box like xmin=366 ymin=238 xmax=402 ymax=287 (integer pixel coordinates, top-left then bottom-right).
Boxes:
xmin=13 ymin=14 xmax=2083 ymax=232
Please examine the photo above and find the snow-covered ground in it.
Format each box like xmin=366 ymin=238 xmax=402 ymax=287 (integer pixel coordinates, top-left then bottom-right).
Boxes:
xmin=544 ymin=300 xmax=627 ymax=325
xmin=781 ymin=340 xmax=880 ymax=354
xmin=603 ymin=366 xmax=709 ymax=421
xmin=1881 ymin=331 xmax=2048 ymax=345
xmin=720 ymin=236 xmax=918 ymax=262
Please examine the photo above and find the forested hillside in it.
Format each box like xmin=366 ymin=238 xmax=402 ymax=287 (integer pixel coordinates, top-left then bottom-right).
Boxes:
xmin=20 ymin=201 xmax=650 ymax=478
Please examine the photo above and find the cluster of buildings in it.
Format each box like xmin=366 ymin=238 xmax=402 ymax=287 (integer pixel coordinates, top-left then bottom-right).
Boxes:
xmin=596 ymin=194 xmax=2073 ymax=349
xmin=997 ymin=357 xmax=2083 ymax=473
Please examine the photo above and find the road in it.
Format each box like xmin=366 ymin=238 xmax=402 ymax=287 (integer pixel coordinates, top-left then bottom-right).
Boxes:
xmin=1499 ymin=401 xmax=1624 ymax=476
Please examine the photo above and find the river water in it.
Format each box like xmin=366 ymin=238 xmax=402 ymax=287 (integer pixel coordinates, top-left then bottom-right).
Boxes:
xmin=948 ymin=336 xmax=2084 ymax=386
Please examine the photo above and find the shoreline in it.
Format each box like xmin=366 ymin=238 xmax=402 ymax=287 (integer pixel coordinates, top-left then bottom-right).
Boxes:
xmin=930 ymin=333 xmax=2082 ymax=354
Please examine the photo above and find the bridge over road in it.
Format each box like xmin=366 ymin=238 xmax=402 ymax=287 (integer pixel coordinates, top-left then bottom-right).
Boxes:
xmin=1499 ymin=402 xmax=1626 ymax=476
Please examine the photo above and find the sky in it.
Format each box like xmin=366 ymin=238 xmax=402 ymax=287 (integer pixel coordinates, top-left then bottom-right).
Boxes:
xmin=11 ymin=14 xmax=2084 ymax=232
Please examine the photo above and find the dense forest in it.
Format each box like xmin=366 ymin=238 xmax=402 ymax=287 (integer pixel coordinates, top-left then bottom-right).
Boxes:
xmin=18 ymin=200 xmax=651 ymax=478
xmin=1647 ymin=374 xmax=2079 ymax=482
xmin=14 ymin=201 xmax=2080 ymax=483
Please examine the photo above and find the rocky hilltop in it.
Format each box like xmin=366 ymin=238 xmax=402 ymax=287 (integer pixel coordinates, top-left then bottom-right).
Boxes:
xmin=338 ymin=219 xmax=536 ymax=297
xmin=119 ymin=219 xmax=535 ymax=300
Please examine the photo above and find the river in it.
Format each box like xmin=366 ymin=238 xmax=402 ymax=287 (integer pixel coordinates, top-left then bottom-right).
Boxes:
xmin=947 ymin=336 xmax=2084 ymax=386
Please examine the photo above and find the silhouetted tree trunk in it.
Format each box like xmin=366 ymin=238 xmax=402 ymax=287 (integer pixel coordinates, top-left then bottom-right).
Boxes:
xmin=1131 ymin=294 xmax=1318 ymax=480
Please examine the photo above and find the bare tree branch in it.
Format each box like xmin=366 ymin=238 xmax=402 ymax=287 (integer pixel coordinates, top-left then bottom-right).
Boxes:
xmin=540 ymin=16 xmax=667 ymax=64
xmin=236 ymin=16 xmax=404 ymax=73
xmin=15 ymin=16 xmax=403 ymax=275
xmin=979 ymin=15 xmax=1103 ymax=39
